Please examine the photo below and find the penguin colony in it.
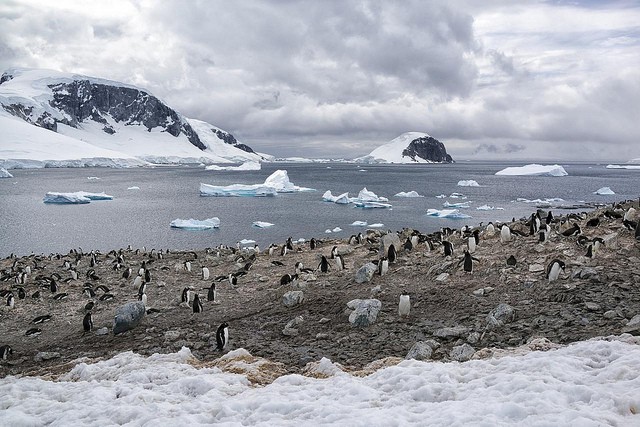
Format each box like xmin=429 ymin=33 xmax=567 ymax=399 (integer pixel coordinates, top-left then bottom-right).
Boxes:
xmin=1 ymin=200 xmax=639 ymax=375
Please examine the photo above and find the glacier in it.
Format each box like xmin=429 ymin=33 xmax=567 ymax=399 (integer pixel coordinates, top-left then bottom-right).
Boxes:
xmin=170 ymin=218 xmax=220 ymax=230
xmin=495 ymin=164 xmax=568 ymax=177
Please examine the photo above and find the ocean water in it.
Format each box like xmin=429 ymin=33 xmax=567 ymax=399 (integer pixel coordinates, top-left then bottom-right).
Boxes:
xmin=0 ymin=162 xmax=638 ymax=257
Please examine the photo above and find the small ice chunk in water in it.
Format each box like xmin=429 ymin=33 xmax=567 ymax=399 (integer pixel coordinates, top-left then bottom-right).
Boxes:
xmin=332 ymin=227 xmax=343 ymax=232
xmin=87 ymin=176 xmax=100 ymax=180
xmin=127 ymin=186 xmax=140 ymax=190
xmin=351 ymin=221 xmax=368 ymax=226
xmin=443 ymin=201 xmax=471 ymax=208
xmin=43 ymin=191 xmax=113 ymax=204
xmin=354 ymin=201 xmax=392 ymax=209
xmin=449 ymin=193 xmax=466 ymax=199
xmin=253 ymin=221 xmax=275 ymax=228
xmin=395 ymin=191 xmax=423 ymax=197
xmin=170 ymin=218 xmax=220 ymax=230
xmin=495 ymin=164 xmax=568 ymax=176
xmin=426 ymin=209 xmax=472 ymax=219
xmin=594 ymin=187 xmax=615 ymax=195
xmin=457 ymin=180 xmax=479 ymax=187
xmin=239 ymin=239 xmax=256 ymax=245
xmin=435 ymin=194 xmax=447 ymax=198
xmin=369 ymin=223 xmax=385 ymax=228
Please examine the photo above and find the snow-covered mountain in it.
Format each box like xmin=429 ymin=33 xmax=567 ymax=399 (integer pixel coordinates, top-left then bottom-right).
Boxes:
xmin=355 ymin=132 xmax=453 ymax=164
xmin=0 ymin=68 xmax=271 ymax=167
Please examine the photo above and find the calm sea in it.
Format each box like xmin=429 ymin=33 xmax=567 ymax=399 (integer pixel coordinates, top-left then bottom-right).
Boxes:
xmin=0 ymin=162 xmax=638 ymax=257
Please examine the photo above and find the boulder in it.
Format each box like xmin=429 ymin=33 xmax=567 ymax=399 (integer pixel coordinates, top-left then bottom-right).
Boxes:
xmin=622 ymin=314 xmax=640 ymax=335
xmin=486 ymin=303 xmax=516 ymax=330
xmin=113 ymin=301 xmax=146 ymax=335
xmin=347 ymin=299 xmax=382 ymax=327
xmin=450 ymin=344 xmax=475 ymax=362
xmin=355 ymin=262 xmax=377 ymax=283
xmin=405 ymin=340 xmax=439 ymax=361
xmin=282 ymin=291 xmax=304 ymax=307
xmin=283 ymin=316 xmax=304 ymax=336
xmin=379 ymin=233 xmax=401 ymax=257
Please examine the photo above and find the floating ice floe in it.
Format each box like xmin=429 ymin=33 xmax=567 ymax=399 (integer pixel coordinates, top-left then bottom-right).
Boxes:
xmin=127 ymin=186 xmax=140 ymax=190
xmin=606 ymin=164 xmax=640 ymax=170
xmin=443 ymin=201 xmax=472 ymax=208
xmin=476 ymin=205 xmax=504 ymax=211
xmin=594 ymin=187 xmax=615 ymax=195
xmin=435 ymin=194 xmax=447 ymax=199
xmin=356 ymin=187 xmax=388 ymax=202
xmin=87 ymin=176 xmax=100 ymax=180
xmin=495 ymin=164 xmax=568 ymax=177
xmin=205 ymin=161 xmax=261 ymax=171
xmin=426 ymin=209 xmax=472 ymax=219
xmin=369 ymin=223 xmax=385 ymax=228
xmin=449 ymin=192 xmax=466 ymax=199
xmin=457 ymin=180 xmax=480 ymax=187
xmin=0 ymin=167 xmax=13 ymax=178
xmin=333 ymin=227 xmax=342 ymax=232
xmin=43 ymin=191 xmax=114 ymax=204
xmin=323 ymin=190 xmax=351 ymax=204
xmin=354 ymin=201 xmax=392 ymax=209
xmin=394 ymin=191 xmax=424 ymax=198
xmin=516 ymin=197 xmax=564 ymax=205
xmin=351 ymin=221 xmax=368 ymax=226
xmin=200 ymin=170 xmax=313 ymax=197
xmin=170 ymin=217 xmax=220 ymax=230
xmin=239 ymin=239 xmax=256 ymax=245
xmin=252 ymin=221 xmax=275 ymax=228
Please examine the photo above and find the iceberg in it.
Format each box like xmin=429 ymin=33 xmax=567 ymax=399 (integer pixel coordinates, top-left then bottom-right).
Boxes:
xmin=443 ymin=201 xmax=472 ymax=208
xmin=369 ymin=223 xmax=385 ymax=228
xmin=394 ymin=191 xmax=424 ymax=198
xmin=356 ymin=187 xmax=388 ymax=202
xmin=594 ymin=187 xmax=615 ymax=195
xmin=252 ymin=221 xmax=274 ymax=228
xmin=200 ymin=170 xmax=312 ymax=197
xmin=457 ymin=180 xmax=480 ymax=187
xmin=332 ymin=227 xmax=343 ymax=232
xmin=426 ymin=209 xmax=472 ymax=219
xmin=127 ymin=186 xmax=140 ymax=190
xmin=170 ymin=217 xmax=220 ymax=230
xmin=606 ymin=164 xmax=640 ymax=170
xmin=351 ymin=221 xmax=368 ymax=226
xmin=205 ymin=161 xmax=261 ymax=171
xmin=495 ymin=164 xmax=568 ymax=177
xmin=239 ymin=239 xmax=256 ymax=245
xmin=43 ymin=191 xmax=114 ymax=204
xmin=323 ymin=190 xmax=351 ymax=204
xmin=87 ymin=176 xmax=100 ymax=180
xmin=354 ymin=201 xmax=393 ymax=209
xmin=476 ymin=205 xmax=504 ymax=211
xmin=449 ymin=193 xmax=466 ymax=199
xmin=0 ymin=167 xmax=13 ymax=178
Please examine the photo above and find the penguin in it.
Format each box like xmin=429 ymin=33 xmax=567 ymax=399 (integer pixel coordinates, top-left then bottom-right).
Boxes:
xmin=271 ymin=260 xmax=285 ymax=267
xmin=472 ymin=229 xmax=480 ymax=246
xmin=207 ymin=283 xmax=217 ymax=302
xmin=228 ymin=274 xmax=238 ymax=287
xmin=460 ymin=250 xmax=479 ymax=273
xmin=280 ymin=273 xmax=297 ymax=286
xmin=144 ymin=269 xmax=151 ymax=283
xmin=98 ymin=293 xmax=113 ymax=301
xmin=83 ymin=312 xmax=93 ymax=332
xmin=546 ymin=259 xmax=565 ymax=282
xmin=295 ymin=262 xmax=304 ymax=274
xmin=442 ymin=241 xmax=454 ymax=257
xmin=138 ymin=292 xmax=147 ymax=306
xmin=624 ymin=207 xmax=637 ymax=222
xmin=586 ymin=217 xmax=600 ymax=227
xmin=25 ymin=328 xmax=42 ymax=337
xmin=330 ymin=246 xmax=339 ymax=259
xmin=32 ymin=315 xmax=51 ymax=324
xmin=485 ymin=222 xmax=495 ymax=236
xmin=506 ymin=255 xmax=517 ymax=266
xmin=467 ymin=236 xmax=476 ymax=254
xmin=6 ymin=294 xmax=14 ymax=308
xmin=202 ymin=267 xmax=210 ymax=280
xmin=539 ymin=228 xmax=547 ymax=243
xmin=398 ymin=293 xmax=410 ymax=317
xmin=388 ymin=244 xmax=397 ymax=263
xmin=310 ymin=238 xmax=317 ymax=250
xmin=122 ymin=268 xmax=132 ymax=279
xmin=95 ymin=284 xmax=110 ymax=293
xmin=50 ymin=280 xmax=58 ymax=293
xmin=280 ymin=245 xmax=288 ymax=256
xmin=585 ymin=244 xmax=594 ymax=258
xmin=85 ymin=301 xmax=95 ymax=311
xmin=378 ymin=256 xmax=389 ymax=276
xmin=216 ymin=322 xmax=229 ymax=351
xmin=500 ymin=225 xmax=512 ymax=243
xmin=318 ymin=255 xmax=330 ymax=273
xmin=181 ymin=288 xmax=191 ymax=304
xmin=268 ymin=244 xmax=278 ymax=257
xmin=31 ymin=290 xmax=41 ymax=299
xmin=334 ymin=254 xmax=345 ymax=270
xmin=286 ymin=237 xmax=294 ymax=251
xmin=348 ymin=235 xmax=359 ymax=245
xmin=0 ymin=345 xmax=12 ymax=360
xmin=17 ymin=287 xmax=26 ymax=299
xmin=253 ymin=244 xmax=260 ymax=254
xmin=561 ymin=223 xmax=581 ymax=237
xmin=184 ymin=261 xmax=192 ymax=272
xmin=546 ymin=211 xmax=554 ymax=225
xmin=138 ymin=282 xmax=147 ymax=297
xmin=403 ymin=238 xmax=413 ymax=252
xmin=592 ymin=237 xmax=605 ymax=254
xmin=133 ymin=275 xmax=142 ymax=289
xmin=635 ymin=220 xmax=640 ymax=240
xmin=192 ymin=293 xmax=203 ymax=314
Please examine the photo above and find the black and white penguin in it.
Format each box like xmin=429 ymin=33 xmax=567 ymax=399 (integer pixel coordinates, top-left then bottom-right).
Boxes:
xmin=17 ymin=287 xmax=26 ymax=300
xmin=33 ymin=314 xmax=51 ymax=324
xmin=585 ymin=244 xmax=594 ymax=258
xmin=138 ymin=282 xmax=147 ymax=297
xmin=378 ymin=256 xmax=389 ymax=276
xmin=286 ymin=237 xmax=294 ymax=251
xmin=586 ymin=217 xmax=600 ymax=227
xmin=466 ymin=236 xmax=476 ymax=254
xmin=485 ymin=222 xmax=495 ymax=236
xmin=330 ymin=246 xmax=339 ymax=259
xmin=207 ymin=283 xmax=217 ymax=302
xmin=268 ymin=244 xmax=278 ymax=257
xmin=442 ymin=241 xmax=454 ymax=257
xmin=388 ymin=244 xmax=397 ymax=263
xmin=192 ymin=293 xmax=203 ymax=314
xmin=6 ymin=294 xmax=14 ymax=308
xmin=25 ymin=328 xmax=41 ymax=337
xmin=122 ymin=268 xmax=132 ymax=279
xmin=0 ymin=345 xmax=12 ymax=360
xmin=506 ymin=255 xmax=517 ymax=266
xmin=85 ymin=301 xmax=95 ymax=311
xmin=144 ymin=269 xmax=151 ymax=283
xmin=461 ymin=250 xmax=478 ymax=273
xmin=228 ymin=274 xmax=238 ymax=287
xmin=318 ymin=256 xmax=330 ymax=273
xmin=133 ymin=275 xmax=143 ymax=290
xmin=472 ymin=229 xmax=480 ymax=246
xmin=561 ymin=223 xmax=581 ymax=237
xmin=310 ymin=238 xmax=317 ymax=250
xmin=546 ymin=259 xmax=565 ymax=282
xmin=280 ymin=245 xmax=288 ymax=256
xmin=529 ymin=213 xmax=541 ymax=235
xmin=398 ymin=293 xmax=410 ymax=317
xmin=202 ymin=267 xmax=210 ymax=280
xmin=546 ymin=211 xmax=554 ymax=225
xmin=184 ymin=261 xmax=192 ymax=272
xmin=216 ymin=322 xmax=229 ymax=351
xmin=181 ymin=287 xmax=191 ymax=304
xmin=500 ymin=224 xmax=512 ymax=243
xmin=539 ymin=226 xmax=548 ymax=243
xmin=138 ymin=292 xmax=147 ymax=307
xmin=592 ymin=237 xmax=605 ymax=255
xmin=335 ymin=254 xmax=345 ymax=270
xmin=403 ymin=238 xmax=413 ymax=252
xmin=83 ymin=312 xmax=93 ymax=332
xmin=280 ymin=273 xmax=297 ymax=286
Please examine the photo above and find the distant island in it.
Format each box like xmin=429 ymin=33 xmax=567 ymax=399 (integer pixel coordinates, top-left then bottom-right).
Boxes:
xmin=355 ymin=132 xmax=453 ymax=164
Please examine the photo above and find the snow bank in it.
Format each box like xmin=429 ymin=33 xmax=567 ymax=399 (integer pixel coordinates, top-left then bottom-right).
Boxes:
xmin=205 ymin=161 xmax=261 ymax=171
xmin=252 ymin=221 xmax=274 ymax=228
xmin=394 ymin=191 xmax=423 ymax=198
xmin=43 ymin=191 xmax=113 ymax=204
xmin=170 ymin=218 xmax=220 ymax=230
xmin=457 ymin=180 xmax=480 ymax=187
xmin=0 ymin=167 xmax=13 ymax=178
xmin=3 ymin=337 xmax=638 ymax=425
xmin=495 ymin=164 xmax=568 ymax=177
xmin=426 ymin=209 xmax=472 ymax=219
xmin=594 ymin=187 xmax=615 ymax=195
xmin=200 ymin=170 xmax=312 ymax=197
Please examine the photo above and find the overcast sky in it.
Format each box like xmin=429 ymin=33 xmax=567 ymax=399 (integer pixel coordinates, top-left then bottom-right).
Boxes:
xmin=1 ymin=0 xmax=639 ymax=161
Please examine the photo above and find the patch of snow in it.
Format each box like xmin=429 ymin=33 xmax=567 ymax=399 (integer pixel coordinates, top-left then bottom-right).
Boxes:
xmin=43 ymin=191 xmax=113 ymax=204
xmin=0 ymin=167 xmax=13 ymax=178
xmin=394 ymin=191 xmax=423 ymax=198
xmin=169 ymin=218 xmax=220 ymax=230
xmin=457 ymin=180 xmax=480 ymax=187
xmin=426 ymin=209 xmax=472 ymax=219
xmin=594 ymin=187 xmax=615 ymax=195
xmin=495 ymin=164 xmax=568 ymax=177
xmin=252 ymin=221 xmax=274 ymax=228
xmin=205 ymin=161 xmax=261 ymax=171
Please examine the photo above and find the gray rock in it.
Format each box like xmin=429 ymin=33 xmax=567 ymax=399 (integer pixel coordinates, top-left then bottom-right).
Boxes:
xmin=622 ymin=314 xmax=640 ymax=334
xmin=113 ymin=301 xmax=146 ymax=335
xmin=602 ymin=233 xmax=618 ymax=249
xmin=585 ymin=302 xmax=601 ymax=311
xmin=406 ymin=341 xmax=434 ymax=361
xmin=450 ymin=344 xmax=475 ymax=362
xmin=467 ymin=332 xmax=481 ymax=344
xmin=95 ymin=327 xmax=109 ymax=336
xmin=319 ymin=317 xmax=331 ymax=324
xmin=529 ymin=264 xmax=545 ymax=273
xmin=355 ymin=262 xmax=377 ymax=284
xmin=486 ymin=303 xmax=516 ymax=330
xmin=164 ymin=330 xmax=182 ymax=342
xmin=379 ymin=233 xmax=401 ymax=257
xmin=434 ymin=326 xmax=470 ymax=339
xmin=282 ymin=291 xmax=305 ymax=307
xmin=435 ymin=273 xmax=449 ymax=282
xmin=347 ymin=299 xmax=382 ymax=327
xmin=316 ymin=333 xmax=329 ymax=340
xmin=283 ymin=316 xmax=304 ymax=336
xmin=603 ymin=310 xmax=618 ymax=319
xmin=34 ymin=352 xmax=60 ymax=362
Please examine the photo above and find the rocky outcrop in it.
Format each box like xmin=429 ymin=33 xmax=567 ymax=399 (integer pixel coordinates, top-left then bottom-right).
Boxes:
xmin=355 ymin=132 xmax=454 ymax=164
xmin=401 ymin=136 xmax=453 ymax=163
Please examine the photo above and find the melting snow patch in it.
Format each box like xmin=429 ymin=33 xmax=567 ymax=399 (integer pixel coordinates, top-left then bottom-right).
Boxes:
xmin=252 ymin=221 xmax=274 ymax=228
xmin=394 ymin=191 xmax=423 ymax=198
xmin=170 ymin=218 xmax=220 ymax=230
xmin=594 ymin=187 xmax=615 ymax=195
xmin=426 ymin=209 xmax=472 ymax=219
xmin=496 ymin=164 xmax=568 ymax=176
xmin=457 ymin=180 xmax=480 ymax=187
xmin=43 ymin=191 xmax=113 ymax=204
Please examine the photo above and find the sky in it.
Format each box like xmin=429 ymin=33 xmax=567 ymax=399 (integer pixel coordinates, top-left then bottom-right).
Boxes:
xmin=1 ymin=0 xmax=639 ymax=161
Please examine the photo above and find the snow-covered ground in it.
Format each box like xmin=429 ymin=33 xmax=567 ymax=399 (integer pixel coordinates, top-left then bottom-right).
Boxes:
xmin=495 ymin=164 xmax=568 ymax=177
xmin=2 ymin=336 xmax=638 ymax=426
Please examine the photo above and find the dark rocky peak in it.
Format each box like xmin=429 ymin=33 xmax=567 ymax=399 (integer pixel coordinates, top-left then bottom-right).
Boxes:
xmin=402 ymin=136 xmax=453 ymax=163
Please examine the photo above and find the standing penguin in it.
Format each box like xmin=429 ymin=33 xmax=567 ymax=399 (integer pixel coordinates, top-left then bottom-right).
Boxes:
xmin=635 ymin=220 xmax=640 ymax=240
xmin=467 ymin=236 xmax=476 ymax=254
xmin=181 ymin=287 xmax=191 ymax=304
xmin=207 ymin=283 xmax=217 ymax=302
xmin=216 ymin=322 xmax=229 ymax=351
xmin=403 ymin=238 xmax=413 ymax=252
xmin=442 ymin=241 xmax=454 ymax=257
xmin=485 ymin=222 xmax=495 ymax=236
xmin=398 ymin=293 xmax=411 ymax=317
xmin=201 ymin=267 xmax=210 ymax=280
xmin=6 ymin=294 xmax=14 ymax=309
xmin=500 ymin=225 xmax=512 ymax=243
xmin=388 ymin=244 xmax=397 ymax=263
xmin=330 ymin=246 xmax=339 ymax=259
xmin=546 ymin=211 xmax=554 ymax=225
xmin=318 ymin=255 xmax=330 ymax=273
xmin=0 ymin=345 xmax=13 ymax=360
xmin=286 ymin=237 xmax=294 ymax=251
xmin=334 ymin=254 xmax=345 ymax=270
xmin=378 ymin=256 xmax=389 ymax=276
xmin=144 ymin=269 xmax=152 ymax=283
xmin=310 ymin=238 xmax=317 ymax=250
xmin=546 ymin=259 xmax=566 ymax=282
xmin=192 ymin=294 xmax=203 ymax=313
xmin=460 ymin=250 xmax=479 ymax=273
xmin=82 ymin=312 xmax=93 ymax=332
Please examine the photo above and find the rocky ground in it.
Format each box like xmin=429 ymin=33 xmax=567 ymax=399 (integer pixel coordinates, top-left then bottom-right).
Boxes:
xmin=1 ymin=201 xmax=639 ymax=379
